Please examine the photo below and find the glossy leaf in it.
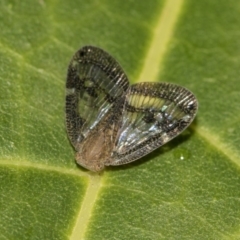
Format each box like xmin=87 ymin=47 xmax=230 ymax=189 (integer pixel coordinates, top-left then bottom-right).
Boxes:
xmin=1 ymin=0 xmax=240 ymax=239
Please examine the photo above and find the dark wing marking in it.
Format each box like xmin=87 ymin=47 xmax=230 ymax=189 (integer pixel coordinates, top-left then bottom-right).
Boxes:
xmin=66 ymin=46 xmax=129 ymax=150
xmin=110 ymin=82 xmax=198 ymax=165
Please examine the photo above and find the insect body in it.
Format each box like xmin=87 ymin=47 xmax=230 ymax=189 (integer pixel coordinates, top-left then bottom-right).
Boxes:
xmin=66 ymin=46 xmax=198 ymax=172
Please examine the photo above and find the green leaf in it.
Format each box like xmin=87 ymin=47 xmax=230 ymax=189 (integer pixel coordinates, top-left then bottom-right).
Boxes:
xmin=1 ymin=0 xmax=240 ymax=239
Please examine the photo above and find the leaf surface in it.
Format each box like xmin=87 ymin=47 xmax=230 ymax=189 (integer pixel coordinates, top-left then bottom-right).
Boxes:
xmin=1 ymin=0 xmax=240 ymax=239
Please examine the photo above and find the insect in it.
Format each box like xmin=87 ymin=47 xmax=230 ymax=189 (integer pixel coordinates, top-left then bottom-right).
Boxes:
xmin=65 ymin=46 xmax=198 ymax=172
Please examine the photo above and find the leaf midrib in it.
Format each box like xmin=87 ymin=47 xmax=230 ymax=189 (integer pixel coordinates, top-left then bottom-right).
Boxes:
xmin=70 ymin=0 xmax=185 ymax=239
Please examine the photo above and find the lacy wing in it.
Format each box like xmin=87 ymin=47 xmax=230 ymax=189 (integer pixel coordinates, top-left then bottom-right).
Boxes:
xmin=65 ymin=46 xmax=129 ymax=150
xmin=111 ymin=82 xmax=198 ymax=165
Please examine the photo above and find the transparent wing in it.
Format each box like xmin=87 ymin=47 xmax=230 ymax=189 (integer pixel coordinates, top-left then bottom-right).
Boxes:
xmin=110 ymin=82 xmax=198 ymax=165
xmin=65 ymin=46 xmax=129 ymax=149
